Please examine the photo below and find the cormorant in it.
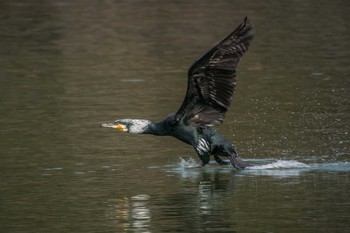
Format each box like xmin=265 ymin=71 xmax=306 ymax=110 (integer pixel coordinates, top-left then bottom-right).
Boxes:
xmin=101 ymin=17 xmax=253 ymax=169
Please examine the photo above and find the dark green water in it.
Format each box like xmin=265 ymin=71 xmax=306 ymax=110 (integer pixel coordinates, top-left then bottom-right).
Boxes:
xmin=1 ymin=1 xmax=349 ymax=232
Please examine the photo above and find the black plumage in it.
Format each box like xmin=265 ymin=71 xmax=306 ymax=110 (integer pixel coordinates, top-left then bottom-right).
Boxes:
xmin=101 ymin=17 xmax=253 ymax=169
xmin=175 ymin=17 xmax=253 ymax=126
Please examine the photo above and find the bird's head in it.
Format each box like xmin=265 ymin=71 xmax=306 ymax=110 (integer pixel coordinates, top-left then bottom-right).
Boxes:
xmin=101 ymin=119 xmax=152 ymax=134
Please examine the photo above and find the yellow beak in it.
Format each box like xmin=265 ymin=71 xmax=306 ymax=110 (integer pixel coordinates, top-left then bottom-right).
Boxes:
xmin=115 ymin=123 xmax=128 ymax=132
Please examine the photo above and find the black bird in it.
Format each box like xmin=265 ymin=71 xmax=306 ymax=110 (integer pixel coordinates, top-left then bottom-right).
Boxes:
xmin=101 ymin=17 xmax=253 ymax=169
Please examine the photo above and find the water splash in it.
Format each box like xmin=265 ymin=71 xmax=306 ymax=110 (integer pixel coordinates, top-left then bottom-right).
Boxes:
xmin=163 ymin=157 xmax=202 ymax=180
xmin=178 ymin=157 xmax=200 ymax=169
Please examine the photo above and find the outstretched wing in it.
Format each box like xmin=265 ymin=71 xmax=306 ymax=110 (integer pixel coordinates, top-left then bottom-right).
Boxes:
xmin=174 ymin=17 xmax=253 ymax=126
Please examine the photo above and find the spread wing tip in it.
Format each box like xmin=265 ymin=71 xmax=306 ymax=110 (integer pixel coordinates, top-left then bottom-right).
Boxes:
xmin=175 ymin=18 xmax=254 ymax=126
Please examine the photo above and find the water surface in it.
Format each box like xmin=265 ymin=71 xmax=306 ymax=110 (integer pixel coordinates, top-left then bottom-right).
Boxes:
xmin=1 ymin=1 xmax=349 ymax=232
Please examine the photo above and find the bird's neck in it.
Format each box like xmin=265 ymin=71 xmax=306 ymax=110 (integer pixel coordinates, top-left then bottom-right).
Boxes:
xmin=143 ymin=121 xmax=167 ymax=136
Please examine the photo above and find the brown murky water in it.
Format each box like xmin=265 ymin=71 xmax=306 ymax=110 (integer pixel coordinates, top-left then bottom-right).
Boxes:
xmin=1 ymin=1 xmax=349 ymax=232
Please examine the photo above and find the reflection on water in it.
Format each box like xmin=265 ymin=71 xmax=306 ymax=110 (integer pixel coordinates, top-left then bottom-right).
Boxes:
xmin=1 ymin=0 xmax=349 ymax=232
xmin=106 ymin=158 xmax=350 ymax=232
xmin=107 ymin=194 xmax=151 ymax=233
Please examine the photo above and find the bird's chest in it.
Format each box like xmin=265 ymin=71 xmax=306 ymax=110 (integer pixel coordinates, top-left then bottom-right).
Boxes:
xmin=170 ymin=124 xmax=199 ymax=146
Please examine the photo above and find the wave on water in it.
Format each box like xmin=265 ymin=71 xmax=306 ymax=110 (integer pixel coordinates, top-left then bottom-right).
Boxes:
xmin=248 ymin=160 xmax=310 ymax=170
xmin=242 ymin=160 xmax=311 ymax=177
xmin=164 ymin=158 xmax=350 ymax=178
xmin=175 ymin=158 xmax=312 ymax=170
xmin=243 ymin=159 xmax=350 ymax=177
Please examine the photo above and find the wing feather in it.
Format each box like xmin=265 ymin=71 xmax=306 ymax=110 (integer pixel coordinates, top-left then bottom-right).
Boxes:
xmin=174 ymin=17 xmax=253 ymax=126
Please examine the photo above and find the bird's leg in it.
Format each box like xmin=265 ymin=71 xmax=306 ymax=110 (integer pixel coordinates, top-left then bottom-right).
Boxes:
xmin=213 ymin=154 xmax=230 ymax=165
xmin=212 ymin=144 xmax=247 ymax=168
xmin=194 ymin=138 xmax=212 ymax=167
xmin=199 ymin=153 xmax=210 ymax=167
xmin=226 ymin=147 xmax=248 ymax=169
